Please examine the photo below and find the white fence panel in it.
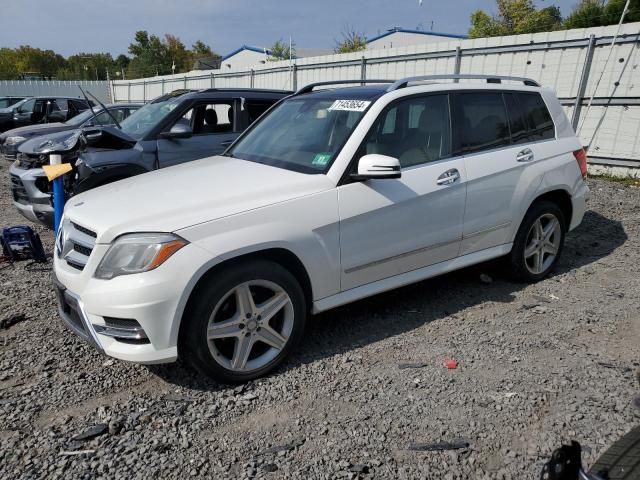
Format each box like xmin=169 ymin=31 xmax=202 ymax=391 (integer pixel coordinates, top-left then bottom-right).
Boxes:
xmin=0 ymin=80 xmax=110 ymax=102
xmin=110 ymin=22 xmax=640 ymax=167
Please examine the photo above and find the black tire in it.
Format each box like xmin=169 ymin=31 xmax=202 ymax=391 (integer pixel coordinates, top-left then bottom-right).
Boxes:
xmin=180 ymin=260 xmax=307 ymax=384
xmin=509 ymin=200 xmax=566 ymax=282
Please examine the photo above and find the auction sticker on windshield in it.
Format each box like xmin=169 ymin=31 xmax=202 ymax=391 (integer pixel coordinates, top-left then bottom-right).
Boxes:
xmin=312 ymin=153 xmax=332 ymax=166
xmin=328 ymin=100 xmax=371 ymax=112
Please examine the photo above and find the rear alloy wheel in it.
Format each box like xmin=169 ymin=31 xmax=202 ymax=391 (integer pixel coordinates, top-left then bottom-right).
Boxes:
xmin=509 ymin=200 xmax=566 ymax=282
xmin=181 ymin=261 xmax=306 ymax=383
xmin=523 ymin=213 xmax=562 ymax=275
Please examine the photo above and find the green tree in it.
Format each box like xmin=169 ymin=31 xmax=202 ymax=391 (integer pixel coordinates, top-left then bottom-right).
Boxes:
xmin=127 ymin=30 xmax=170 ymax=77
xmin=469 ymin=0 xmax=563 ymax=38
xmin=603 ymin=0 xmax=640 ymax=24
xmin=335 ymin=27 xmax=367 ymax=54
xmin=268 ymin=39 xmax=296 ymax=61
xmin=57 ymin=53 xmax=117 ymax=80
xmin=564 ymin=0 xmax=605 ymax=29
xmin=0 ymin=48 xmax=19 ymax=79
xmin=192 ymin=40 xmax=213 ymax=57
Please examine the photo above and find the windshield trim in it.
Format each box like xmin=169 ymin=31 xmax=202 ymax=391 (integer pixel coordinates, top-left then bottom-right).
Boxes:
xmin=228 ymin=94 xmax=377 ymax=175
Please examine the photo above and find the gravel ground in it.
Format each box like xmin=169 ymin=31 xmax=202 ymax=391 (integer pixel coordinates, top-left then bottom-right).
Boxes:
xmin=0 ymin=163 xmax=639 ymax=480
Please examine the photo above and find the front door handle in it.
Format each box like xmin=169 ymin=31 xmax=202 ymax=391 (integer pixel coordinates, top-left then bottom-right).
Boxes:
xmin=437 ymin=168 xmax=461 ymax=186
xmin=516 ymin=148 xmax=534 ymax=162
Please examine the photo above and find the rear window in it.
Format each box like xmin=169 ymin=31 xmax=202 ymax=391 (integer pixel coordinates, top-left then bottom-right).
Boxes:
xmin=458 ymin=92 xmax=510 ymax=153
xmin=517 ymin=93 xmax=554 ymax=141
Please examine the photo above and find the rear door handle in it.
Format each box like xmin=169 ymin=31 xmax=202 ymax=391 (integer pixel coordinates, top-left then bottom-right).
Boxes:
xmin=516 ymin=148 xmax=534 ymax=162
xmin=437 ymin=168 xmax=461 ymax=186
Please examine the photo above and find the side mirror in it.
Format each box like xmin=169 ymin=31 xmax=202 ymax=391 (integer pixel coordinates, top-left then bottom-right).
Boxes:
xmin=352 ymin=154 xmax=401 ymax=181
xmin=160 ymin=123 xmax=192 ymax=140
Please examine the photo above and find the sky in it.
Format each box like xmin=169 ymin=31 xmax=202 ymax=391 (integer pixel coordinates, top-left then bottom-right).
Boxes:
xmin=0 ymin=0 xmax=579 ymax=57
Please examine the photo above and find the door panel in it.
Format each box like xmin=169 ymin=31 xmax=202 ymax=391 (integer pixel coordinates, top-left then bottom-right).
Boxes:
xmin=454 ymin=91 xmax=526 ymax=255
xmin=156 ymin=100 xmax=239 ymax=168
xmin=460 ymin=146 xmax=527 ymax=254
xmin=157 ymin=132 xmax=238 ymax=167
xmin=338 ymin=158 xmax=466 ymax=291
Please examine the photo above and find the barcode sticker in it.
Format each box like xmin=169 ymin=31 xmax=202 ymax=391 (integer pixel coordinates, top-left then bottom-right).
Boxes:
xmin=328 ymin=100 xmax=371 ymax=112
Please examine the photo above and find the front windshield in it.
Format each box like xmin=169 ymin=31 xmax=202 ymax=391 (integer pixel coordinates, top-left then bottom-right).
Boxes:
xmin=119 ymin=96 xmax=183 ymax=140
xmin=65 ymin=107 xmax=102 ymax=127
xmin=229 ymin=96 xmax=372 ymax=173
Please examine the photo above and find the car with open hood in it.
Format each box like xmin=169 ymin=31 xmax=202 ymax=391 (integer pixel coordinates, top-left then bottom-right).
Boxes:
xmin=1 ymin=102 xmax=140 ymax=161
xmin=7 ymin=103 xmax=141 ymax=227
xmin=9 ymin=89 xmax=289 ymax=228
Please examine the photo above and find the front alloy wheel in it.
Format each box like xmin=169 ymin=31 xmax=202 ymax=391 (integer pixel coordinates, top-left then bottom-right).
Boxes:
xmin=181 ymin=260 xmax=306 ymax=383
xmin=207 ymin=280 xmax=294 ymax=372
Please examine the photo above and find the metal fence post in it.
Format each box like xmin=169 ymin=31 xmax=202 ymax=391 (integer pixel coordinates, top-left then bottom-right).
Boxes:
xmin=453 ymin=46 xmax=462 ymax=82
xmin=143 ymin=81 xmax=146 ymax=102
xmin=210 ymin=72 xmax=214 ymax=88
xmin=360 ymin=56 xmax=367 ymax=85
xmin=572 ymin=34 xmax=597 ymax=130
xmin=250 ymin=69 xmax=255 ymax=88
xmin=292 ymin=64 xmax=298 ymax=91
xmin=161 ymin=78 xmax=165 ymax=94
xmin=184 ymin=76 xmax=187 ymax=89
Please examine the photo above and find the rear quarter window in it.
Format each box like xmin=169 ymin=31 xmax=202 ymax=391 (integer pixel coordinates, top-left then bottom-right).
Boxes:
xmin=517 ymin=92 xmax=555 ymax=141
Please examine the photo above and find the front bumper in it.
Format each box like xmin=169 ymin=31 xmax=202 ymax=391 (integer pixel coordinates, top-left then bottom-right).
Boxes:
xmin=52 ymin=239 xmax=215 ymax=364
xmin=9 ymin=162 xmax=54 ymax=228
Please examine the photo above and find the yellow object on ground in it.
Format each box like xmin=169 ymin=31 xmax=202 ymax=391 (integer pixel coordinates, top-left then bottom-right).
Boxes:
xmin=42 ymin=163 xmax=72 ymax=181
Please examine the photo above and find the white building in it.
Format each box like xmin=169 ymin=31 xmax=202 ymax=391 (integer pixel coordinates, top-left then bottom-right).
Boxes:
xmin=220 ymin=46 xmax=270 ymax=70
xmin=220 ymin=45 xmax=334 ymax=71
xmin=366 ymin=27 xmax=467 ymax=50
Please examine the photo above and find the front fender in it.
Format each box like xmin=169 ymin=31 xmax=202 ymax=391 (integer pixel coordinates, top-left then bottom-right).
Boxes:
xmin=176 ymin=189 xmax=341 ymax=303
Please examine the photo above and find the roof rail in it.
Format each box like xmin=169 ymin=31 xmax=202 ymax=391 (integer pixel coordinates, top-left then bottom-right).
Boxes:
xmin=387 ymin=74 xmax=540 ymax=91
xmin=295 ymin=79 xmax=394 ymax=95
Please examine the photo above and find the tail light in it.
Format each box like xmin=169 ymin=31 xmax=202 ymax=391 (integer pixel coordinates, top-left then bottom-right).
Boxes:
xmin=573 ymin=148 xmax=588 ymax=179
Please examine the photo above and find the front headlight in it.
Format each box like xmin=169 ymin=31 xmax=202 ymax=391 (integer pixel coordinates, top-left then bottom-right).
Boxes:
xmin=5 ymin=136 xmax=26 ymax=145
xmin=95 ymin=233 xmax=188 ymax=280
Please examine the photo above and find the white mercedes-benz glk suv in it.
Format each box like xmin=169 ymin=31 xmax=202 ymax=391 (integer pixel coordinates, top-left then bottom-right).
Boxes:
xmin=53 ymin=75 xmax=589 ymax=383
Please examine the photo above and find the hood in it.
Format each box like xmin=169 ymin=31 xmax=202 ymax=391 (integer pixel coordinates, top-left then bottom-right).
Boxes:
xmin=65 ymin=156 xmax=334 ymax=243
xmin=0 ymin=122 xmax=71 ymax=140
xmin=0 ymin=107 xmax=13 ymax=115
xmin=19 ymin=129 xmax=81 ymax=155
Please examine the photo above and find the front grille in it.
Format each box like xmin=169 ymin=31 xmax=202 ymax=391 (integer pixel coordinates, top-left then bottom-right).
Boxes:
xmin=72 ymin=222 xmax=97 ymax=238
xmin=58 ymin=219 xmax=97 ymax=271
xmin=10 ymin=174 xmax=29 ymax=204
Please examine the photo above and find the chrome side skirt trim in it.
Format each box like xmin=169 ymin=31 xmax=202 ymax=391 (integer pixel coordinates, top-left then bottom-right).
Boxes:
xmin=344 ymin=222 xmax=511 ymax=275
xmin=344 ymin=237 xmax=460 ymax=274
xmin=315 ymin=243 xmax=513 ymax=313
xmin=463 ymin=222 xmax=512 ymax=239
